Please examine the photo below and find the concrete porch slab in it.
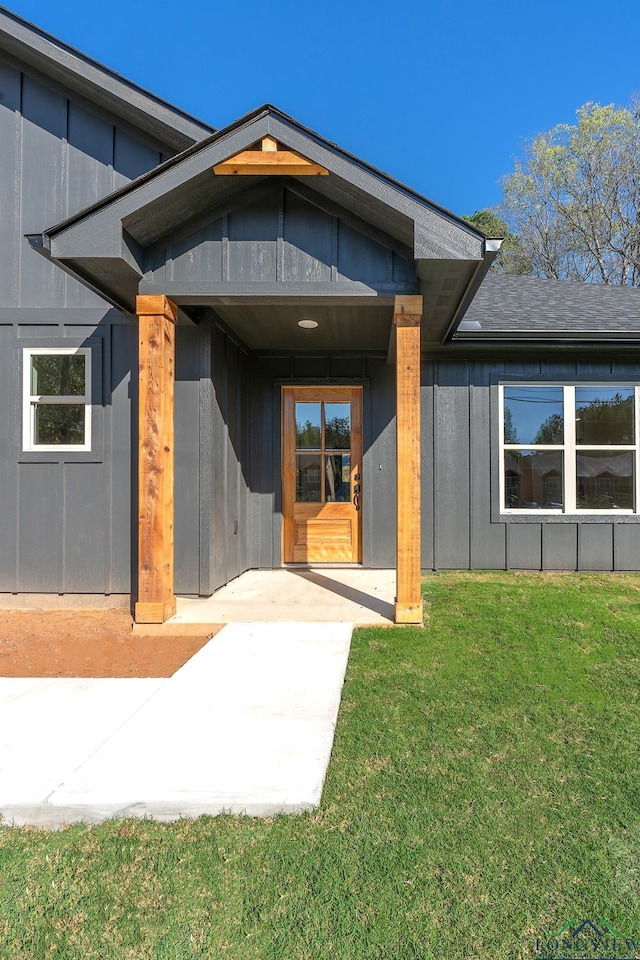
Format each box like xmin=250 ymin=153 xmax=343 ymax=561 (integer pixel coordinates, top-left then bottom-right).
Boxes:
xmin=0 ymin=622 xmax=352 ymax=829
xmin=169 ymin=568 xmax=396 ymax=628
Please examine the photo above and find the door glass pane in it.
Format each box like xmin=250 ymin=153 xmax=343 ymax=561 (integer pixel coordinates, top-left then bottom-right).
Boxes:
xmin=325 ymin=403 xmax=350 ymax=449
xmin=504 ymin=450 xmax=564 ymax=509
xmin=575 ymin=387 xmax=635 ymax=445
xmin=576 ymin=451 xmax=634 ymax=509
xmin=296 ymin=454 xmax=321 ymax=501
xmin=295 ymin=403 xmax=321 ymax=448
xmin=31 ymin=354 xmax=85 ymax=396
xmin=503 ymin=387 xmax=564 ymax=445
xmin=325 ymin=454 xmax=351 ymax=502
xmin=34 ymin=404 xmax=85 ymax=445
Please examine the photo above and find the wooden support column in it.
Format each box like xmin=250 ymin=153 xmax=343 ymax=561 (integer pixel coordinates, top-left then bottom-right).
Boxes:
xmin=135 ymin=295 xmax=178 ymax=624
xmin=394 ymin=295 xmax=423 ymax=625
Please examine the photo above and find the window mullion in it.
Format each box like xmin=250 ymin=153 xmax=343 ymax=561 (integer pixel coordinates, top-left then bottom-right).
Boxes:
xmin=564 ymin=386 xmax=576 ymax=512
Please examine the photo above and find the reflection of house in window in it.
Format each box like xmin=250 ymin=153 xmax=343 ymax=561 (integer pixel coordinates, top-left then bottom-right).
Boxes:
xmin=576 ymin=452 xmax=633 ymax=509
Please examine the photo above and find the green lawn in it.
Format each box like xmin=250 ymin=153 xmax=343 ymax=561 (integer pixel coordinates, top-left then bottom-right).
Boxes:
xmin=1 ymin=572 xmax=640 ymax=959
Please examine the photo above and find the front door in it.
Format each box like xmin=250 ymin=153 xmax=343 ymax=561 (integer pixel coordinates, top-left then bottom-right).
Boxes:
xmin=282 ymin=386 xmax=362 ymax=563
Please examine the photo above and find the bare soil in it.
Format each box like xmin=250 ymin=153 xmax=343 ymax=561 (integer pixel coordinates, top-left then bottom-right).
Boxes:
xmin=0 ymin=609 xmax=216 ymax=678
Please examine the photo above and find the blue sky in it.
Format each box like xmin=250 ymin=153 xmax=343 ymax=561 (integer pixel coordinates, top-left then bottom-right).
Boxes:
xmin=6 ymin=0 xmax=640 ymax=216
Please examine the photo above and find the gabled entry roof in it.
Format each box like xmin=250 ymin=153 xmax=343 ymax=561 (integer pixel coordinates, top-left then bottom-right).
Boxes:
xmin=36 ymin=105 xmax=499 ymax=348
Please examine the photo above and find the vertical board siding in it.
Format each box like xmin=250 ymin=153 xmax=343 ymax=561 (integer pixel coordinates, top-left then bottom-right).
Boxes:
xmin=613 ymin=525 xmax=640 ymax=570
xmin=20 ymin=75 xmax=67 ymax=307
xmin=206 ymin=322 xmax=253 ymax=593
xmin=3 ymin=316 xmax=138 ymax=594
xmin=109 ymin=324 xmax=136 ymax=593
xmin=542 ymin=524 xmax=578 ymax=570
xmin=420 ymin=361 xmax=435 ymax=570
xmin=433 ymin=360 xmax=471 ymax=568
xmin=468 ymin=363 xmax=507 ymax=569
xmin=0 ymin=60 xmax=165 ymax=309
xmin=506 ymin=524 xmax=542 ymax=569
xmin=170 ymin=222 xmax=223 ymax=283
xmin=210 ymin=325 xmax=229 ymax=590
xmin=0 ymin=325 xmax=18 ymax=589
xmin=63 ymin=463 xmax=107 ymax=591
xmin=0 ymin=62 xmax=21 ymax=305
xmin=283 ymin=190 xmax=332 ymax=281
xmin=338 ymin=222 xmax=389 ymax=281
xmin=429 ymin=356 xmax=640 ymax=573
xmin=17 ymin=462 xmax=64 ymax=591
xmin=174 ymin=327 xmax=202 ymax=594
xmin=364 ymin=359 xmax=396 ymax=568
xmin=578 ymin=525 xmax=614 ymax=571
xmin=228 ymin=199 xmax=278 ymax=282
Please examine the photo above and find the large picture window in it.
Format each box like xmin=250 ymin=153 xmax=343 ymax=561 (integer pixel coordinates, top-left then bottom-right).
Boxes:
xmin=500 ymin=384 xmax=639 ymax=513
xmin=23 ymin=347 xmax=91 ymax=452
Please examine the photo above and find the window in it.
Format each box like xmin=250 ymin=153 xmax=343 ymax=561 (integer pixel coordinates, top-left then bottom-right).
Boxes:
xmin=500 ymin=384 xmax=639 ymax=513
xmin=23 ymin=348 xmax=91 ymax=452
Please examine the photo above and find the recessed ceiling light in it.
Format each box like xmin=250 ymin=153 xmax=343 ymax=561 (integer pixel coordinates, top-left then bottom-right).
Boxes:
xmin=298 ymin=319 xmax=318 ymax=329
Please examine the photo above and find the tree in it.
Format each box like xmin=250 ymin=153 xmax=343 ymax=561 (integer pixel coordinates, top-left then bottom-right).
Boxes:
xmin=462 ymin=210 xmax=532 ymax=275
xmin=498 ymin=101 xmax=640 ymax=285
xmin=533 ymin=413 xmax=564 ymax=444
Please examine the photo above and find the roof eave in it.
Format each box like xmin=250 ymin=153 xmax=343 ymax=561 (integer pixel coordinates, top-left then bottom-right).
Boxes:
xmin=0 ymin=6 xmax=214 ymax=150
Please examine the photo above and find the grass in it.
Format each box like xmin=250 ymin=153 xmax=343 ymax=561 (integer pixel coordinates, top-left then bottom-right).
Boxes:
xmin=1 ymin=571 xmax=640 ymax=959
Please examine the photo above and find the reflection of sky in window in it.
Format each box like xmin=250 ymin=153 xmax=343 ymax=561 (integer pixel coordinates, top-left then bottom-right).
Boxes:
xmin=576 ymin=387 xmax=634 ymax=405
xmin=504 ymin=387 xmax=563 ymax=445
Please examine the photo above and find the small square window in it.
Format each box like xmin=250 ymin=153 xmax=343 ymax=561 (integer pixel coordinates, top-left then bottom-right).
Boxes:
xmin=23 ymin=348 xmax=91 ymax=451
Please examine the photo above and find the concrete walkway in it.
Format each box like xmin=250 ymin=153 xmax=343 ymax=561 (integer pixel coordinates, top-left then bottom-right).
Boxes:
xmin=0 ymin=621 xmax=352 ymax=829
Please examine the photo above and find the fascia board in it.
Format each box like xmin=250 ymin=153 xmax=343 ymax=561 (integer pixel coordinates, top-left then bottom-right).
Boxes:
xmin=0 ymin=7 xmax=212 ymax=149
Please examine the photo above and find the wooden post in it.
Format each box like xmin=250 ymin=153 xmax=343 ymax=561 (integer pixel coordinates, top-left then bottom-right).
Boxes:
xmin=135 ymin=295 xmax=178 ymax=624
xmin=394 ymin=295 xmax=423 ymax=624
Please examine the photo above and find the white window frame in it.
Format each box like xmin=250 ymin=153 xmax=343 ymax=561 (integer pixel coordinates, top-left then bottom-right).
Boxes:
xmin=499 ymin=383 xmax=640 ymax=515
xmin=22 ymin=347 xmax=91 ymax=452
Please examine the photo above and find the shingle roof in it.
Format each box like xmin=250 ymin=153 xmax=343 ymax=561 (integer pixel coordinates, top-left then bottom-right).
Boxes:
xmin=457 ymin=274 xmax=640 ymax=339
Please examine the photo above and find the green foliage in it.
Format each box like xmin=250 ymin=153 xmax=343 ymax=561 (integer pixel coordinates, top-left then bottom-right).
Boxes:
xmin=576 ymin=392 xmax=634 ymax=444
xmin=463 ymin=210 xmax=533 ymax=275
xmin=499 ymin=101 xmax=640 ymax=284
xmin=503 ymin=406 xmax=518 ymax=443
xmin=1 ymin=573 xmax=640 ymax=959
xmin=533 ymin=412 xmax=564 ymax=444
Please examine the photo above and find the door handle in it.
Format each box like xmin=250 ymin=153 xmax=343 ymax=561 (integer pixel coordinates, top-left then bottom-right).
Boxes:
xmin=353 ymin=482 xmax=361 ymax=511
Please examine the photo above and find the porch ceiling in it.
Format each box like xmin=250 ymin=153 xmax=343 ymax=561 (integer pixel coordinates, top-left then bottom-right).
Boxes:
xmin=197 ymin=302 xmax=395 ymax=352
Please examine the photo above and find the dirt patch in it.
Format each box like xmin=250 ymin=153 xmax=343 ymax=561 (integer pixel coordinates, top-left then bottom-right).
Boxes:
xmin=0 ymin=609 xmax=217 ymax=678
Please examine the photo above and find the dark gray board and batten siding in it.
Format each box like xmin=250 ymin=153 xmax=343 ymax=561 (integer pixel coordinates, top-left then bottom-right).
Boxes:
xmin=0 ymin=55 xmax=180 ymax=595
xmin=425 ymin=356 xmax=640 ymax=572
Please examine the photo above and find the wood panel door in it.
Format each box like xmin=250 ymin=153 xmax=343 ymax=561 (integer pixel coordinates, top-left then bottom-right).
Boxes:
xmin=282 ymin=386 xmax=362 ymax=563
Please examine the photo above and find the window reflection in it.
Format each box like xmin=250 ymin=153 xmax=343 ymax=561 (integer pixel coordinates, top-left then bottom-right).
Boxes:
xmin=295 ymin=403 xmax=321 ymax=448
xmin=326 ymin=454 xmax=350 ymax=501
xmin=504 ymin=450 xmax=564 ymax=509
xmin=575 ymin=388 xmax=634 ymax=445
xmin=296 ymin=454 xmax=321 ymax=502
xmin=576 ymin=451 xmax=634 ymax=509
xmin=503 ymin=387 xmax=564 ymax=445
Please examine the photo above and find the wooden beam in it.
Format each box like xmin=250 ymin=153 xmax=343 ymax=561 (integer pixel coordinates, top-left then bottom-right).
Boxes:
xmin=135 ymin=294 xmax=177 ymax=624
xmin=394 ymin=294 xmax=423 ymax=625
xmin=213 ymin=138 xmax=328 ymax=176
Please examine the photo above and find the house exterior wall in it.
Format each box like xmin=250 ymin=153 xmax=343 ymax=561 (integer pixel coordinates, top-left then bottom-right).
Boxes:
xmin=0 ymin=56 xmax=172 ymax=308
xmin=0 ymin=52 xmax=181 ymax=596
xmin=426 ymin=354 xmax=640 ymax=572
